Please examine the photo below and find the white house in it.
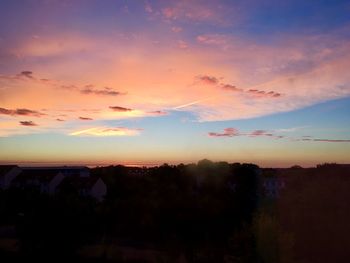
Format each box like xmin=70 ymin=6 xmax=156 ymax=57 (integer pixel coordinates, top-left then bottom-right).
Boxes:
xmin=59 ymin=175 xmax=107 ymax=202
xmin=0 ymin=165 xmax=21 ymax=190
xmin=12 ymin=169 xmax=65 ymax=195
xmin=89 ymin=177 xmax=107 ymax=202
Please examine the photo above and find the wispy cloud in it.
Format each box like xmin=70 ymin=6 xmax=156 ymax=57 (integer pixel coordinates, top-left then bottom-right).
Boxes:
xmin=0 ymin=107 xmax=45 ymax=117
xmin=19 ymin=71 xmax=34 ymax=79
xmin=1 ymin=71 xmax=123 ymax=97
xmin=221 ymin=84 xmax=242 ymax=92
xmin=276 ymin=126 xmax=309 ymax=133
xmin=247 ymin=89 xmax=282 ymax=98
xmin=177 ymin=40 xmax=188 ymax=49
xmin=209 ymin=128 xmax=350 ymax=143
xmin=70 ymin=127 xmax=142 ymax=137
xmin=1 ymin=26 xmax=350 ymax=125
xmin=147 ymin=110 xmax=167 ymax=116
xmin=144 ymin=1 xmax=153 ymax=13
xmin=208 ymin=128 xmax=239 ymax=137
xmin=209 ymin=128 xmax=278 ymax=138
xmin=80 ymin=86 xmax=122 ymax=96
xmin=197 ymin=75 xmax=219 ymax=85
xmin=160 ymin=1 xmax=228 ymax=25
xmin=171 ymin=26 xmax=182 ymax=33
xmin=250 ymin=130 xmax=274 ymax=137
xmin=310 ymin=139 xmax=350 ymax=143
xmin=196 ymin=34 xmax=230 ymax=46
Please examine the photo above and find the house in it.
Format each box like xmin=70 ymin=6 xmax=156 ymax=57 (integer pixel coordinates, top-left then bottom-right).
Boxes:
xmin=58 ymin=175 xmax=107 ymax=202
xmin=0 ymin=165 xmax=21 ymax=190
xmin=2 ymin=165 xmax=106 ymax=201
xmin=22 ymin=166 xmax=90 ymax=178
xmin=262 ymin=176 xmax=285 ymax=198
xmin=11 ymin=169 xmax=65 ymax=195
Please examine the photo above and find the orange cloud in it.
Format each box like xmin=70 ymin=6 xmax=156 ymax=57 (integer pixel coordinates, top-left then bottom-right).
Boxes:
xmin=1 ymin=30 xmax=350 ymax=132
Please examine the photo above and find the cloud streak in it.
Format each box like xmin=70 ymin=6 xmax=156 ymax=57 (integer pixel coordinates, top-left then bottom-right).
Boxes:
xmin=79 ymin=117 xmax=93 ymax=121
xmin=209 ymin=128 xmax=350 ymax=143
xmin=197 ymin=75 xmax=219 ymax=85
xmin=19 ymin=71 xmax=34 ymax=79
xmin=19 ymin=121 xmax=37 ymax=126
xmin=80 ymin=86 xmax=122 ymax=96
xmin=0 ymin=107 xmax=45 ymax=117
xmin=109 ymin=106 xmax=133 ymax=112
xmin=208 ymin=128 xmax=239 ymax=137
xmin=70 ymin=127 xmax=142 ymax=137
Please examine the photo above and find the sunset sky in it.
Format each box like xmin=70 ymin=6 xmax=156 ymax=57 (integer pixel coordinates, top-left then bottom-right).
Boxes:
xmin=1 ymin=0 xmax=350 ymax=167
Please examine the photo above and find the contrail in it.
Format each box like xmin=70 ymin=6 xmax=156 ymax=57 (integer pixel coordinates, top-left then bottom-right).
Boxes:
xmin=172 ymin=97 xmax=217 ymax=110
xmin=70 ymin=127 xmax=99 ymax=136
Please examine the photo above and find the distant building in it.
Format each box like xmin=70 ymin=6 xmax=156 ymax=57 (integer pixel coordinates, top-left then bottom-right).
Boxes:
xmin=58 ymin=175 xmax=107 ymax=202
xmin=21 ymin=166 xmax=90 ymax=178
xmin=0 ymin=165 xmax=21 ymax=190
xmin=7 ymin=166 xmax=106 ymax=201
xmin=126 ymin=167 xmax=150 ymax=177
xmin=11 ymin=169 xmax=65 ymax=195
xmin=262 ymin=176 xmax=285 ymax=198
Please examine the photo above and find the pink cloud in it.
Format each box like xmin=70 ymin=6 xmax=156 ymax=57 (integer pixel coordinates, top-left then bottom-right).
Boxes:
xmin=162 ymin=7 xmax=176 ymax=19
xmin=197 ymin=75 xmax=219 ymax=85
xmin=247 ymin=89 xmax=282 ymax=98
xmin=144 ymin=1 xmax=153 ymax=13
xmin=1 ymin=30 xmax=350 ymax=127
xmin=209 ymin=128 xmax=284 ymax=139
xmin=209 ymin=128 xmax=350 ymax=144
xmin=221 ymin=84 xmax=242 ymax=92
xmin=250 ymin=130 xmax=268 ymax=136
xmin=177 ymin=40 xmax=188 ymax=49
xmin=161 ymin=1 xmax=228 ymax=24
xmin=208 ymin=128 xmax=240 ymax=137
xmin=171 ymin=26 xmax=182 ymax=33
xmin=196 ymin=34 xmax=230 ymax=46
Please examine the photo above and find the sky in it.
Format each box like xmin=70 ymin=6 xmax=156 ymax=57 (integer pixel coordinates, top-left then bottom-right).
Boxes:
xmin=1 ymin=0 xmax=350 ymax=167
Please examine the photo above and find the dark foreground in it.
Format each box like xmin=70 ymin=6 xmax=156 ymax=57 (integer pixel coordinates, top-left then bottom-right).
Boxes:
xmin=0 ymin=161 xmax=350 ymax=263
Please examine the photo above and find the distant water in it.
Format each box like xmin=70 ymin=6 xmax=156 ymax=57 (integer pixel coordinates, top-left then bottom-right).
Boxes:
xmin=0 ymin=161 xmax=161 ymax=168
